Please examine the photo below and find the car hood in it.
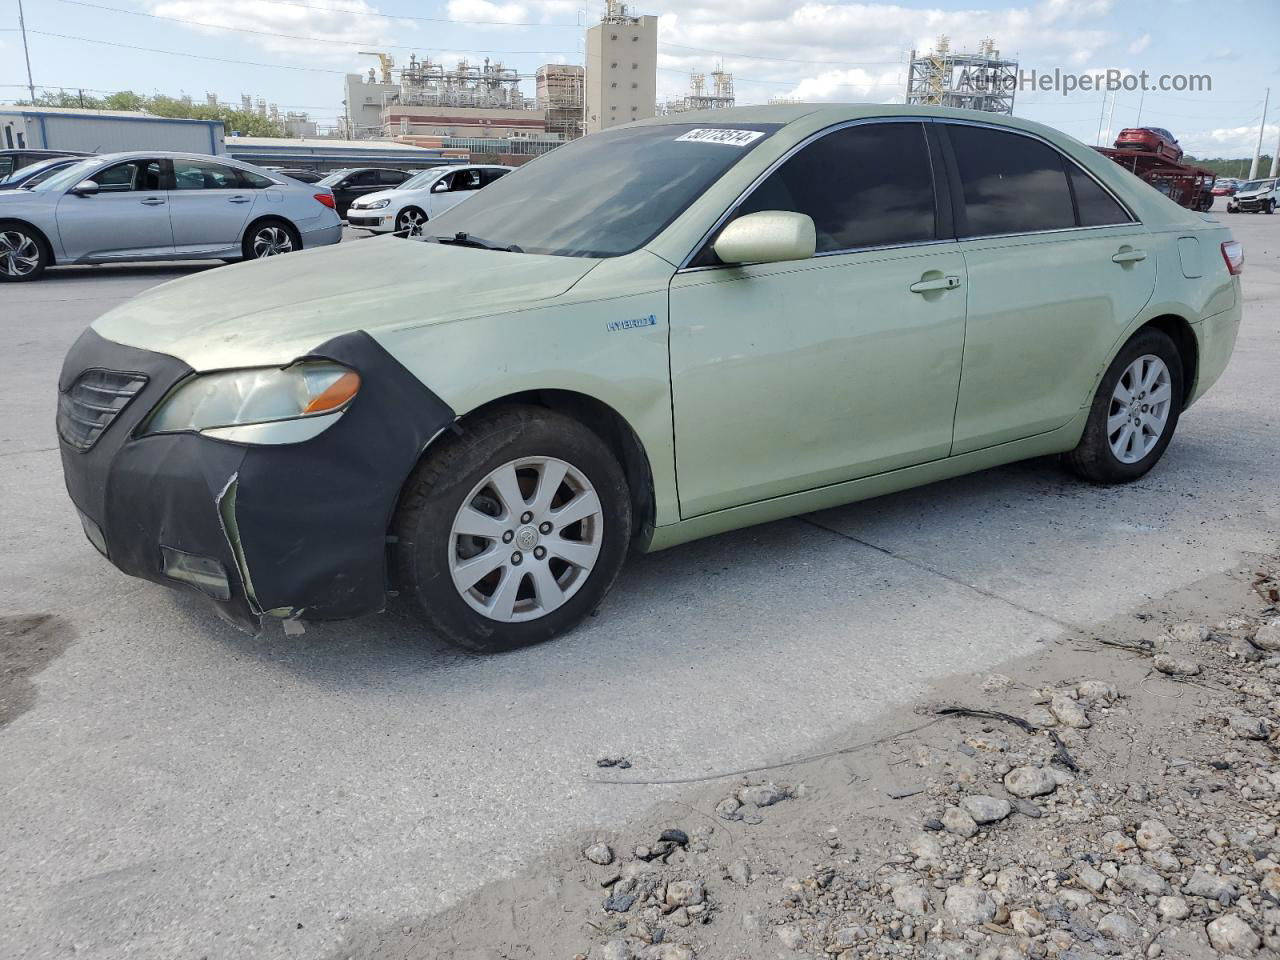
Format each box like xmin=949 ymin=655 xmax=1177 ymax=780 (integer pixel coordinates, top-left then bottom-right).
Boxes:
xmin=93 ymin=236 xmax=601 ymax=370
xmin=1236 ymin=188 xmax=1274 ymax=199
xmin=352 ymin=187 xmax=408 ymax=208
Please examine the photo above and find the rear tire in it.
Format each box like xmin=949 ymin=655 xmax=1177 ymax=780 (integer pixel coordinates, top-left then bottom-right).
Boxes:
xmin=242 ymin=219 xmax=300 ymax=259
xmin=1062 ymin=328 xmax=1184 ymax=484
xmin=0 ymin=222 xmax=49 ymax=282
xmin=391 ymin=406 xmax=631 ymax=653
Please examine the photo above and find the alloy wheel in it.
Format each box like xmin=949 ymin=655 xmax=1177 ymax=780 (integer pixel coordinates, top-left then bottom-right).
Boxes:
xmin=0 ymin=230 xmax=40 ymax=277
xmin=448 ymin=457 xmax=603 ymax=622
xmin=1107 ymin=354 xmax=1173 ymax=464
xmin=397 ymin=209 xmax=427 ymax=237
xmin=252 ymin=225 xmax=294 ymax=258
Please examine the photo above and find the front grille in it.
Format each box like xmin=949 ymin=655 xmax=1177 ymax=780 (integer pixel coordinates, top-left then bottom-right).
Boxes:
xmin=348 ymin=215 xmax=380 ymax=226
xmin=58 ymin=368 xmax=148 ymax=450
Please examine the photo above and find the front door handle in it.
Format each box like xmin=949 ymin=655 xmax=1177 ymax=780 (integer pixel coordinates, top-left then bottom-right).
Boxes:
xmin=1112 ymin=248 xmax=1147 ymax=264
xmin=139 ymin=197 xmax=166 ymax=206
xmin=909 ymin=275 xmax=962 ymax=294
xmin=228 ymin=196 xmax=251 ymax=204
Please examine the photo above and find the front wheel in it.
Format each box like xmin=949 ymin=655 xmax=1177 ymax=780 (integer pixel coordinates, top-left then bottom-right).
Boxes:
xmin=395 ymin=207 xmax=428 ymax=237
xmin=1062 ymin=328 xmax=1184 ymax=484
xmin=0 ymin=223 xmax=48 ymax=282
xmin=1267 ymin=200 xmax=1276 ymax=215
xmin=391 ymin=406 xmax=632 ymax=653
xmin=243 ymin=220 xmax=299 ymax=259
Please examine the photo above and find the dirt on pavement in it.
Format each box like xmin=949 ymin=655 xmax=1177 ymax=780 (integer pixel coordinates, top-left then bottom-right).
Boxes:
xmin=338 ymin=552 xmax=1280 ymax=960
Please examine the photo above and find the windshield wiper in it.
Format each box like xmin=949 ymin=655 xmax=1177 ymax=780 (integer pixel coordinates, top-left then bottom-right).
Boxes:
xmin=431 ymin=232 xmax=523 ymax=253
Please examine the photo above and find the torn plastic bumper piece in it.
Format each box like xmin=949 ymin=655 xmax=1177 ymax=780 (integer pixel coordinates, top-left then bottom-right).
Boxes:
xmin=57 ymin=327 xmax=455 ymax=634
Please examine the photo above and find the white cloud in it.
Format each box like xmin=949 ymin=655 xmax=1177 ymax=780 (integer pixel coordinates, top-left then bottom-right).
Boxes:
xmin=1181 ymin=123 xmax=1278 ymax=160
xmin=146 ymin=0 xmax=415 ymax=61
xmin=1127 ymin=33 xmax=1151 ymax=55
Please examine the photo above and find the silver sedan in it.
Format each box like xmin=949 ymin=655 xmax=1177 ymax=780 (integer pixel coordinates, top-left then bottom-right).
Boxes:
xmin=0 ymin=152 xmax=343 ymax=281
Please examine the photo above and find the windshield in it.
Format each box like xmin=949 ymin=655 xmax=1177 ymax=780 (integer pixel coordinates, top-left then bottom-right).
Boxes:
xmin=428 ymin=122 xmax=780 ymax=258
xmin=1 ymin=157 xmax=67 ymax=185
xmin=30 ymin=156 xmax=113 ymax=192
xmin=1239 ymin=179 xmax=1275 ymax=192
xmin=400 ymin=169 xmax=444 ymax=190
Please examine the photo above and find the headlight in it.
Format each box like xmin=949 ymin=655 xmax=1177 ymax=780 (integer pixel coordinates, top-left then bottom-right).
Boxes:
xmin=143 ymin=362 xmax=360 ymax=436
xmin=363 ymin=198 xmax=390 ymax=210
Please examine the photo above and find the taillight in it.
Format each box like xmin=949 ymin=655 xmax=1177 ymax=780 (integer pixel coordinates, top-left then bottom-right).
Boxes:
xmin=1221 ymin=240 xmax=1244 ymax=276
xmin=314 ymin=193 xmax=335 ymax=209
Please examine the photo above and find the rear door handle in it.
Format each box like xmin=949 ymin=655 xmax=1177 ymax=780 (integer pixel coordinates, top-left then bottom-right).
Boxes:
xmin=909 ymin=275 xmax=962 ymax=294
xmin=139 ymin=197 xmax=166 ymax=206
xmin=1112 ymin=248 xmax=1147 ymax=263
xmin=228 ymin=196 xmax=251 ymax=204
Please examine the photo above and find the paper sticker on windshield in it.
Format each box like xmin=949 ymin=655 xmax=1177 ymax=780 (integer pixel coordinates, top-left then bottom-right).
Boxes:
xmin=674 ymin=128 xmax=765 ymax=147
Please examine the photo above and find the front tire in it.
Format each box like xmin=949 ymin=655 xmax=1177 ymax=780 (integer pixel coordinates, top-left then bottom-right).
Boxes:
xmin=242 ymin=219 xmax=300 ymax=259
xmin=1062 ymin=328 xmax=1184 ymax=484
xmin=391 ymin=406 xmax=632 ymax=653
xmin=395 ymin=206 xmax=428 ymax=237
xmin=0 ymin=223 xmax=48 ymax=282
xmin=1267 ymin=200 xmax=1276 ymax=215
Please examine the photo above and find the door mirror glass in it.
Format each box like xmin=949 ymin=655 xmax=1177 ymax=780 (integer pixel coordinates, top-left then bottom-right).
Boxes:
xmin=713 ymin=211 xmax=816 ymax=265
xmin=71 ymin=179 xmax=99 ymax=196
xmin=432 ymin=179 xmax=449 ymax=193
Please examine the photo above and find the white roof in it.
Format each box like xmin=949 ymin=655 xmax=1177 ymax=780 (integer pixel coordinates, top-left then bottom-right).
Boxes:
xmin=227 ymin=136 xmax=439 ymax=152
xmin=0 ymin=105 xmax=215 ymax=123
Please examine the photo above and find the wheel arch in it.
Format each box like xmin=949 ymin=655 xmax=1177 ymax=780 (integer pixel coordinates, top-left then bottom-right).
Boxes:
xmin=0 ymin=217 xmax=56 ymax=265
xmin=416 ymin=389 xmax=657 ymax=549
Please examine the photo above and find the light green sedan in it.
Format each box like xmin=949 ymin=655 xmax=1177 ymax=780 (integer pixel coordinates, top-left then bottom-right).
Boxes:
xmin=57 ymin=104 xmax=1243 ymax=652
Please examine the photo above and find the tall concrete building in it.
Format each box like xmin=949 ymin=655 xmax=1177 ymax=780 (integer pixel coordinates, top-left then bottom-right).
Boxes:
xmin=536 ymin=64 xmax=585 ymax=140
xmin=585 ymin=1 xmax=658 ymax=134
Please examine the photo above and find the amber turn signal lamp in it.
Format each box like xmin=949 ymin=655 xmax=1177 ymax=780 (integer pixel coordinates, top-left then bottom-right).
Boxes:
xmin=304 ymin=371 xmax=360 ymax=414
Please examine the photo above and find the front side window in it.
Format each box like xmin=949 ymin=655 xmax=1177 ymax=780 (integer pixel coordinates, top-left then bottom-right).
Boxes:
xmin=450 ymin=169 xmax=483 ymax=192
xmin=92 ymin=160 xmax=163 ymax=193
xmin=172 ymin=159 xmax=241 ymax=190
xmin=947 ymin=125 xmax=1076 ymax=236
xmin=731 ymin=122 xmax=937 ymax=254
xmin=428 ymin=122 xmax=779 ymax=258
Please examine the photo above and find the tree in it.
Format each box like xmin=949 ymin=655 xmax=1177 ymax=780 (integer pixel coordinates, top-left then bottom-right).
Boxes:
xmin=14 ymin=89 xmax=292 ymax=138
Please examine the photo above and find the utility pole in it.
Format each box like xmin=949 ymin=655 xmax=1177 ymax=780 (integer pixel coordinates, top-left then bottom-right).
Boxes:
xmin=17 ymin=0 xmax=36 ymax=103
xmin=1249 ymin=88 xmax=1269 ymax=180
xmin=1104 ymin=91 xmax=1118 ymax=148
xmin=1270 ymin=117 xmax=1279 ymax=178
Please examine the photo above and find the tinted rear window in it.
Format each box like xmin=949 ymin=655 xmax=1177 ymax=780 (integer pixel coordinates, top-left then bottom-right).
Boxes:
xmin=1066 ymin=164 xmax=1131 ymax=227
xmin=947 ymin=125 xmax=1076 ymax=236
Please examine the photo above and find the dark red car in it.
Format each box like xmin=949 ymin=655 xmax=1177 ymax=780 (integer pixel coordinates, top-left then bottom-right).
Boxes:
xmin=1115 ymin=127 xmax=1183 ymax=162
xmin=1211 ymin=180 xmax=1240 ymax=197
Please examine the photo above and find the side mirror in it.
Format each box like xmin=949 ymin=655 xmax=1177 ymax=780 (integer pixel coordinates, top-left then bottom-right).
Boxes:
xmin=71 ymin=179 xmax=99 ymax=196
xmin=714 ymin=211 xmax=816 ymax=266
xmin=432 ymin=181 xmax=449 ymax=193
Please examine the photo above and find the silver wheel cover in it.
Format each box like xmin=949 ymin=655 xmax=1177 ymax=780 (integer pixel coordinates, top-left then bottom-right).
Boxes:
xmin=398 ymin=209 xmax=427 ymax=237
xmin=252 ymin=225 xmax=294 ymax=257
xmin=448 ymin=457 xmax=604 ymax=623
xmin=0 ymin=230 xmax=40 ymax=277
xmin=1108 ymin=354 xmax=1173 ymax=464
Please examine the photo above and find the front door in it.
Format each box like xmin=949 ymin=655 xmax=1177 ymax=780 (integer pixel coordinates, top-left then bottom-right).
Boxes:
xmin=669 ymin=121 xmax=968 ymax=518
xmin=430 ymin=167 xmax=483 ymax=217
xmin=54 ymin=158 xmax=173 ymax=261
xmin=938 ymin=122 xmax=1158 ymax=454
xmin=167 ymin=158 xmax=257 ymax=254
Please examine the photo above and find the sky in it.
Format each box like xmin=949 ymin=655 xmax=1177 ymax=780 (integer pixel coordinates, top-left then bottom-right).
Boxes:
xmin=3 ymin=0 xmax=1278 ymax=160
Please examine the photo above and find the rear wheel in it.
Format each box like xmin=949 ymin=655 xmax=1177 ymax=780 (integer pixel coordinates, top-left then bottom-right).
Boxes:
xmin=395 ymin=206 xmax=428 ymax=237
xmin=1062 ymin=328 xmax=1183 ymax=484
xmin=242 ymin=219 xmax=300 ymax=259
xmin=391 ymin=406 xmax=631 ymax=653
xmin=0 ymin=223 xmax=48 ymax=282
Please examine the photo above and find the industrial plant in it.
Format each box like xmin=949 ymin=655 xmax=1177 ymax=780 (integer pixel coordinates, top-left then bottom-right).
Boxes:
xmin=906 ymin=36 xmax=1019 ymax=114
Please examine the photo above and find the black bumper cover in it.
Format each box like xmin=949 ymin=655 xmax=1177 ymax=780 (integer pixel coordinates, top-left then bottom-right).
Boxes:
xmin=58 ymin=328 xmax=454 ymax=633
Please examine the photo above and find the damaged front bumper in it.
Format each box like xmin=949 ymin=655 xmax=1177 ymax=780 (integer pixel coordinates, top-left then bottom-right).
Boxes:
xmin=57 ymin=328 xmax=454 ymax=633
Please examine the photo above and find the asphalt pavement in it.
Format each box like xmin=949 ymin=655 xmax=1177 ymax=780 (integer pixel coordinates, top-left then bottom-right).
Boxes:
xmin=1 ymin=216 xmax=1277 ymax=960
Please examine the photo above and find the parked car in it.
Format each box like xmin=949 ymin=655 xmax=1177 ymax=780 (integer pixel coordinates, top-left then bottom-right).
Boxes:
xmin=0 ymin=155 xmax=84 ymax=191
xmin=315 ymin=167 xmax=412 ymax=218
xmin=55 ymin=106 xmax=1242 ymax=652
xmin=347 ymin=164 xmax=514 ymax=235
xmin=1211 ymin=179 xmax=1240 ymax=197
xmin=1114 ymin=127 xmax=1183 ymax=162
xmin=0 ymin=148 xmax=90 ymax=181
xmin=1227 ymin=178 xmax=1277 ymax=214
xmin=0 ymin=152 xmax=341 ymax=280
xmin=267 ymin=168 xmax=325 ymax=184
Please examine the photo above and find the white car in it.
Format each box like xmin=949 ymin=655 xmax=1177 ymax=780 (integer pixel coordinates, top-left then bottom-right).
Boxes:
xmin=346 ymin=164 xmax=514 ymax=236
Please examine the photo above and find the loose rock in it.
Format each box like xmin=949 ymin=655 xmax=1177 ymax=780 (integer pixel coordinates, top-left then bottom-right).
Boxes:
xmin=1004 ymin=766 xmax=1058 ymax=798
xmin=1206 ymin=914 xmax=1260 ymax=955
xmin=960 ymin=794 xmax=1012 ymax=824
xmin=1050 ymin=693 xmax=1091 ymax=728
xmin=941 ymin=805 xmax=978 ymax=838
xmin=1153 ymin=653 xmax=1201 ymax=677
xmin=585 ymin=842 xmax=615 ymax=866
xmin=1228 ymin=714 xmax=1269 ymax=740
xmin=944 ymin=885 xmax=996 ymax=925
xmin=738 ymin=783 xmax=788 ymax=808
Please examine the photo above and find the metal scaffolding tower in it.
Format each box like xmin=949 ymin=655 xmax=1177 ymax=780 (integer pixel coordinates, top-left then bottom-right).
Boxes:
xmin=906 ymin=36 xmax=1018 ymax=114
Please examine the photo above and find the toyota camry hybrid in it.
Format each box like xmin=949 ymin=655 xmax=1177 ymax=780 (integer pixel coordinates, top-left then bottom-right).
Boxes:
xmin=57 ymin=104 xmax=1243 ymax=652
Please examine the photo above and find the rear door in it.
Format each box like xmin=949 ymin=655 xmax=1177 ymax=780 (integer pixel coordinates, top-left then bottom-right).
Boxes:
xmin=940 ymin=121 xmax=1156 ymax=454
xmin=668 ymin=120 xmax=968 ymax=517
xmin=167 ymin=158 xmax=258 ymax=254
xmin=54 ymin=157 xmax=173 ymax=261
xmin=334 ymin=169 xmax=382 ymax=217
